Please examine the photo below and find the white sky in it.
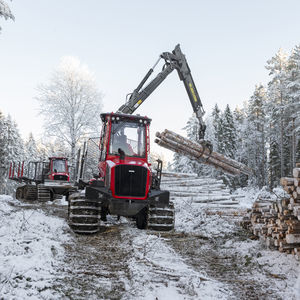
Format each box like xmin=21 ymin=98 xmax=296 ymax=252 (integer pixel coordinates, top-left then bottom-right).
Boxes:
xmin=1 ymin=0 xmax=300 ymax=162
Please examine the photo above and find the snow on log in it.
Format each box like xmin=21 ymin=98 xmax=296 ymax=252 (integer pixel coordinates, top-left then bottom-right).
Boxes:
xmin=242 ymin=167 xmax=300 ymax=258
xmin=280 ymin=177 xmax=295 ymax=186
xmin=155 ymin=129 xmax=252 ymax=176
xmin=294 ymin=178 xmax=300 ymax=187
xmin=293 ymin=168 xmax=300 ymax=178
xmin=286 ymin=234 xmax=300 ymax=244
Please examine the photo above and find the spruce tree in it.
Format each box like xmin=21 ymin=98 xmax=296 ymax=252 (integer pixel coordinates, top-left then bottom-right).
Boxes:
xmin=222 ymin=105 xmax=236 ymax=159
xmin=0 ymin=110 xmax=6 ymax=192
xmin=0 ymin=114 xmax=24 ymax=194
xmin=219 ymin=105 xmax=237 ymax=188
xmin=246 ymin=85 xmax=267 ymax=187
xmin=211 ymin=104 xmax=222 ymax=152
xmin=233 ymin=106 xmax=248 ymax=187
xmin=265 ymin=49 xmax=290 ymax=179
xmin=286 ymin=44 xmax=300 ymax=168
xmin=296 ymin=139 xmax=300 ymax=163
xmin=25 ymin=133 xmax=38 ymax=162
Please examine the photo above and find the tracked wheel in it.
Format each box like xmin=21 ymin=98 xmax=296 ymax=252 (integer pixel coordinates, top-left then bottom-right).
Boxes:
xmin=16 ymin=186 xmax=24 ymax=200
xmin=147 ymin=202 xmax=175 ymax=231
xmin=24 ymin=185 xmax=37 ymax=200
xmin=38 ymin=185 xmax=51 ymax=202
xmin=68 ymin=193 xmax=100 ymax=234
xmin=136 ymin=207 xmax=148 ymax=229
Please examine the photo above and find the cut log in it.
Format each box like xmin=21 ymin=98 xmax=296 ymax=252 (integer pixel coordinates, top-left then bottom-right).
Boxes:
xmin=286 ymin=234 xmax=300 ymax=244
xmin=155 ymin=130 xmax=252 ymax=176
xmin=163 ymin=130 xmax=252 ymax=174
xmin=283 ymin=185 xmax=295 ymax=194
xmin=241 ymin=166 xmax=300 ymax=256
xmin=293 ymin=168 xmax=300 ymax=178
xmin=280 ymin=177 xmax=295 ymax=186
xmin=294 ymin=178 xmax=300 ymax=187
xmin=290 ymin=197 xmax=300 ymax=205
xmin=293 ymin=191 xmax=300 ymax=200
xmin=155 ymin=138 xmax=237 ymax=175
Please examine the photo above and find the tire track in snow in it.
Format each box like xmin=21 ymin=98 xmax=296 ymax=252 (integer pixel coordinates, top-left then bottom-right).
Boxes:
xmin=122 ymin=228 xmax=226 ymax=299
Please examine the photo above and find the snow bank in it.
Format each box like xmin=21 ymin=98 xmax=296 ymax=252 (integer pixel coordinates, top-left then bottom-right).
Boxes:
xmin=0 ymin=195 xmax=70 ymax=299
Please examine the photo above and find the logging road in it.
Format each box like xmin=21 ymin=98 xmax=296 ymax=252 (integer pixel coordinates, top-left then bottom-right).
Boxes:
xmin=0 ymin=174 xmax=299 ymax=299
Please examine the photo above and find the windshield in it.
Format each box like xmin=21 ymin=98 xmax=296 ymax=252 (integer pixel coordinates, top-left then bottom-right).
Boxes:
xmin=52 ymin=159 xmax=66 ymax=173
xmin=109 ymin=121 xmax=146 ymax=157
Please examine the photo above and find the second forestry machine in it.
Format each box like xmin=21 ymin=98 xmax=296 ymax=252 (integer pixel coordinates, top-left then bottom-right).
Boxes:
xmin=69 ymin=44 xmax=210 ymax=234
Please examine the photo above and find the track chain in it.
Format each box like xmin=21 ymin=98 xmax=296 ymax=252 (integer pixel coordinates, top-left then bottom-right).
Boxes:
xmin=68 ymin=193 xmax=100 ymax=234
xmin=16 ymin=186 xmax=24 ymax=200
xmin=147 ymin=201 xmax=175 ymax=231
xmin=15 ymin=185 xmax=37 ymax=201
xmin=38 ymin=185 xmax=51 ymax=202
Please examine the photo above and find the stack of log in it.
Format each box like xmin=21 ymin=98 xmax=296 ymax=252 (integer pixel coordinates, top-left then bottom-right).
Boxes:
xmin=161 ymin=172 xmax=243 ymax=210
xmin=155 ymin=129 xmax=252 ymax=176
xmin=242 ymin=164 xmax=300 ymax=260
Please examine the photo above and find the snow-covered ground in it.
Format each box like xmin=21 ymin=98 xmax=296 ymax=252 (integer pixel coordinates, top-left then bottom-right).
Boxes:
xmin=0 ymin=195 xmax=70 ymax=299
xmin=0 ymin=175 xmax=299 ymax=299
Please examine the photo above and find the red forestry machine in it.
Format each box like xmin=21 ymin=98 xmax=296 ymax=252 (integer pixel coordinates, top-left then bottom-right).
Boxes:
xmin=9 ymin=157 xmax=75 ymax=201
xmin=68 ymin=44 xmax=211 ymax=234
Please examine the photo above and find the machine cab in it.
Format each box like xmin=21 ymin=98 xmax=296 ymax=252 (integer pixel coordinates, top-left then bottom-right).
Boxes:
xmin=48 ymin=157 xmax=70 ymax=181
xmin=98 ymin=113 xmax=151 ymax=199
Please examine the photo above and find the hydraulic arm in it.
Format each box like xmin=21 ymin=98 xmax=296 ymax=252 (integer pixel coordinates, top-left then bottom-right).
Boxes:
xmin=117 ymin=44 xmax=207 ymax=140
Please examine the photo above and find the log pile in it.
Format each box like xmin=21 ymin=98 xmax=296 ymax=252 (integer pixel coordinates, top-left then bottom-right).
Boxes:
xmin=242 ymin=164 xmax=300 ymax=260
xmin=155 ymin=129 xmax=252 ymax=176
xmin=161 ymin=172 xmax=243 ymax=209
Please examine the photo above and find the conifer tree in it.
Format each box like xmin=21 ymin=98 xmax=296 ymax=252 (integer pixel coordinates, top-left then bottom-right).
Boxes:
xmin=0 ymin=110 xmax=6 ymax=192
xmin=222 ymin=105 xmax=236 ymax=158
xmin=233 ymin=106 xmax=248 ymax=187
xmin=218 ymin=105 xmax=237 ymax=188
xmin=286 ymin=44 xmax=300 ymax=168
xmin=265 ymin=49 xmax=289 ymax=179
xmin=211 ymin=104 xmax=222 ymax=152
xmin=0 ymin=114 xmax=24 ymax=194
xmin=25 ymin=133 xmax=38 ymax=162
xmin=246 ymin=85 xmax=267 ymax=187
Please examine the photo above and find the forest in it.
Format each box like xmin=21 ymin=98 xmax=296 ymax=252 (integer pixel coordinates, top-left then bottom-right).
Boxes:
xmin=1 ymin=45 xmax=300 ymax=194
xmin=173 ymin=46 xmax=300 ymax=189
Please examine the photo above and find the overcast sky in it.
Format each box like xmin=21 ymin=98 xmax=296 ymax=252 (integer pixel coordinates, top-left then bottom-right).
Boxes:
xmin=1 ymin=0 xmax=300 ymax=161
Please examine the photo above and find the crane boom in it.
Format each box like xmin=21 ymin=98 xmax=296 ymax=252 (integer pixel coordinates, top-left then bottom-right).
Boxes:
xmin=117 ymin=44 xmax=207 ymax=140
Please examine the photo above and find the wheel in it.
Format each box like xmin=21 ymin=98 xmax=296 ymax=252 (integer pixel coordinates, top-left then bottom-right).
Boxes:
xmin=136 ymin=207 xmax=148 ymax=229
xmin=147 ymin=201 xmax=175 ymax=231
xmin=68 ymin=192 xmax=100 ymax=234
xmin=37 ymin=185 xmax=51 ymax=202
xmin=24 ymin=185 xmax=37 ymax=200
xmin=16 ymin=186 xmax=24 ymax=200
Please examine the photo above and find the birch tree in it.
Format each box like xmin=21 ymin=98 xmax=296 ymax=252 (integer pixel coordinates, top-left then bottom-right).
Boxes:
xmin=36 ymin=57 xmax=103 ymax=166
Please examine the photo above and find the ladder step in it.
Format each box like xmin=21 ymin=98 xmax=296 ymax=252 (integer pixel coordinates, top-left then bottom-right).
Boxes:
xmin=148 ymin=223 xmax=174 ymax=227
xmin=70 ymin=206 xmax=100 ymax=210
xmin=68 ymin=222 xmax=98 ymax=226
xmin=69 ymin=214 xmax=99 ymax=218
xmin=149 ymin=216 xmax=173 ymax=220
xmin=149 ymin=208 xmax=174 ymax=212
